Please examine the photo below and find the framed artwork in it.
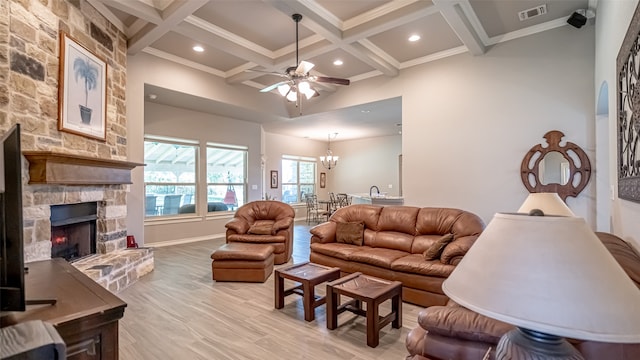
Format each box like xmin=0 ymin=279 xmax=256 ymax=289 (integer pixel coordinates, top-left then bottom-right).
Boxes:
xmin=270 ymin=170 xmax=278 ymax=188
xmin=58 ymin=32 xmax=107 ymax=141
xmin=320 ymin=172 xmax=326 ymax=188
xmin=617 ymin=2 xmax=640 ymax=203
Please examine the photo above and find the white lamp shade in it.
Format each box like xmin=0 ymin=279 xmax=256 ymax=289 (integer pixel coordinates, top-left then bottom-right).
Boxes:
xmin=299 ymin=81 xmax=316 ymax=99
xmin=277 ymin=84 xmax=290 ymax=96
xmin=518 ymin=192 xmax=575 ymax=216
xmin=443 ymin=213 xmax=640 ymax=343
xmin=286 ymin=90 xmax=297 ymax=102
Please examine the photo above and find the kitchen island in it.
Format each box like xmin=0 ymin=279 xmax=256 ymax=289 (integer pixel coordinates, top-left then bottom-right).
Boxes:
xmin=349 ymin=193 xmax=404 ymax=206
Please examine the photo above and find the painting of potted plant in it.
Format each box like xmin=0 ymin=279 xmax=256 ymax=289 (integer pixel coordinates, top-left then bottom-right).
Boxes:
xmin=58 ymin=32 xmax=107 ymax=141
xmin=73 ymin=56 xmax=99 ymax=124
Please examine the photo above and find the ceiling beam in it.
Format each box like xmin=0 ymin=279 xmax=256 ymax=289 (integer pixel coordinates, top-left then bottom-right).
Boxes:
xmin=97 ymin=0 xmax=162 ymax=24
xmin=432 ymin=0 xmax=486 ymax=55
xmin=128 ymin=0 xmax=209 ymax=55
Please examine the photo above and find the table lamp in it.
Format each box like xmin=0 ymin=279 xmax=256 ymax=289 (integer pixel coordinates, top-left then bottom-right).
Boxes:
xmin=442 ymin=213 xmax=640 ymax=359
xmin=518 ymin=192 xmax=575 ymax=216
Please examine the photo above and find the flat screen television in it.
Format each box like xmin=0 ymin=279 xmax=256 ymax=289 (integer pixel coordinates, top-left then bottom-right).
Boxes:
xmin=0 ymin=124 xmax=26 ymax=312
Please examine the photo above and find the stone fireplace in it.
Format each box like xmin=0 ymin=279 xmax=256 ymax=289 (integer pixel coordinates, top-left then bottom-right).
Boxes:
xmin=21 ymin=153 xmax=153 ymax=293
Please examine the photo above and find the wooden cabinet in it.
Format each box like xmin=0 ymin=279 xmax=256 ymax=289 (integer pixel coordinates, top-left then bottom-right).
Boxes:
xmin=5 ymin=259 xmax=126 ymax=359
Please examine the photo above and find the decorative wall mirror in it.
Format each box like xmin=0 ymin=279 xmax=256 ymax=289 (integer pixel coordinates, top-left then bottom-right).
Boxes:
xmin=520 ymin=131 xmax=591 ymax=201
xmin=617 ymin=3 xmax=640 ymax=203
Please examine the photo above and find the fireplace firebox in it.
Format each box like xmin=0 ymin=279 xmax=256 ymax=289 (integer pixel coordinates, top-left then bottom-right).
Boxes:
xmin=50 ymin=202 xmax=97 ymax=261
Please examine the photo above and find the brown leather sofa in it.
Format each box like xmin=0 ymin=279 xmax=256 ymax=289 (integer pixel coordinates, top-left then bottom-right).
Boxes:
xmin=405 ymin=231 xmax=640 ymax=360
xmin=224 ymin=201 xmax=295 ymax=265
xmin=309 ymin=204 xmax=485 ymax=307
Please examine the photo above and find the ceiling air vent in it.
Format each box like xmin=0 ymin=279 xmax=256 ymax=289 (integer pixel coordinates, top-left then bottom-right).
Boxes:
xmin=518 ymin=4 xmax=547 ymax=21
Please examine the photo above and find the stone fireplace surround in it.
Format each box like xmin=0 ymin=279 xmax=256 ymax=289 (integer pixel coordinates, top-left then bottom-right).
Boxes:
xmin=22 ymin=154 xmax=153 ymax=293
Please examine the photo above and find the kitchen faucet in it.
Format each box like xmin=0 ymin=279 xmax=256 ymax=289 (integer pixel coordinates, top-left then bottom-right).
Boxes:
xmin=369 ymin=185 xmax=380 ymax=197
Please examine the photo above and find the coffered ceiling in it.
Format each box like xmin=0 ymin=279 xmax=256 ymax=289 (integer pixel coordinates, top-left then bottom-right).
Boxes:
xmin=89 ymin=0 xmax=591 ymax=140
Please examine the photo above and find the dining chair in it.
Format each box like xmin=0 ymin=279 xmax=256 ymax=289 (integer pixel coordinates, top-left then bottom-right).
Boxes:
xmin=306 ymin=195 xmax=329 ymax=224
xmin=162 ymin=194 xmax=182 ymax=215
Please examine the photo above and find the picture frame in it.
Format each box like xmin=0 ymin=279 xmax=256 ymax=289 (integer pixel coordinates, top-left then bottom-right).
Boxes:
xmin=270 ymin=170 xmax=278 ymax=189
xmin=320 ymin=172 xmax=326 ymax=188
xmin=58 ymin=31 xmax=107 ymax=141
xmin=617 ymin=2 xmax=640 ymax=203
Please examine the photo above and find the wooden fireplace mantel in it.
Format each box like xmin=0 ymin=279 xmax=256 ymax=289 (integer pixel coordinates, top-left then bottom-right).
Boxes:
xmin=23 ymin=151 xmax=144 ymax=185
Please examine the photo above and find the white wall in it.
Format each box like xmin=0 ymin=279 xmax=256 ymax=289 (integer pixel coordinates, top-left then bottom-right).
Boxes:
xmin=595 ymin=0 xmax=640 ymax=248
xmin=327 ymin=136 xmax=402 ymax=197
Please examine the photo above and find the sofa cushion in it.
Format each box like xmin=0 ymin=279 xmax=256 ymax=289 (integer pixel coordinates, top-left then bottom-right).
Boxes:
xmin=336 ymin=221 xmax=365 ymax=245
xmin=348 ymin=248 xmax=408 ymax=268
xmin=310 ymin=243 xmax=370 ymax=260
xmin=248 ymin=220 xmax=275 ymax=235
xmin=391 ymin=254 xmax=455 ymax=278
xmin=423 ymin=234 xmax=454 ymax=260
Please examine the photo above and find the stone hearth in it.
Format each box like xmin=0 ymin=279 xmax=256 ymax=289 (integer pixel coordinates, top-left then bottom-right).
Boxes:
xmin=72 ymin=248 xmax=154 ymax=293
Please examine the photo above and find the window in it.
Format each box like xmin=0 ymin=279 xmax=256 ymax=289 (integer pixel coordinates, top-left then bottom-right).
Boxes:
xmin=144 ymin=137 xmax=197 ymax=217
xmin=281 ymin=156 xmax=316 ymax=204
xmin=206 ymin=143 xmax=247 ymax=212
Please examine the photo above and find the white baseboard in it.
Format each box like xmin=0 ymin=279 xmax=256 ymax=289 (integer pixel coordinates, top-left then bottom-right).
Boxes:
xmin=149 ymin=233 xmax=226 ymax=248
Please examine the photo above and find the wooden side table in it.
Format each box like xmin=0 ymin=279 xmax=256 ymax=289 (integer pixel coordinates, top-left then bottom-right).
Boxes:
xmin=274 ymin=262 xmax=341 ymax=321
xmin=326 ymin=272 xmax=402 ymax=347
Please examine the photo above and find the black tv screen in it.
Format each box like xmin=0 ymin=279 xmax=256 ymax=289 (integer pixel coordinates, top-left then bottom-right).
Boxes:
xmin=0 ymin=124 xmax=25 ymax=312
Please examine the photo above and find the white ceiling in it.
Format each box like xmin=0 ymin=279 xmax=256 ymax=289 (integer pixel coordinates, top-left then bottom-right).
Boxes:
xmin=91 ymin=0 xmax=592 ymax=141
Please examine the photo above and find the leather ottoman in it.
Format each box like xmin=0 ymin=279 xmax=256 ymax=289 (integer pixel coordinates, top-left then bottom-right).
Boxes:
xmin=211 ymin=243 xmax=274 ymax=282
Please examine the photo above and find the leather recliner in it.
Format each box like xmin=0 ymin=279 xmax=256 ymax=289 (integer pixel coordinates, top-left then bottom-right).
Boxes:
xmin=405 ymin=232 xmax=640 ymax=360
xmin=224 ymin=201 xmax=295 ymax=265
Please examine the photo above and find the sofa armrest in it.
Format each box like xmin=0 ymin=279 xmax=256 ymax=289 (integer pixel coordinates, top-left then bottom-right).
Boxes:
xmin=225 ymin=218 xmax=249 ymax=234
xmin=310 ymin=222 xmax=337 ymax=243
xmin=440 ymin=235 xmax=476 ymax=265
xmin=273 ymin=217 xmax=293 ymax=232
xmin=417 ymin=305 xmax=512 ymax=344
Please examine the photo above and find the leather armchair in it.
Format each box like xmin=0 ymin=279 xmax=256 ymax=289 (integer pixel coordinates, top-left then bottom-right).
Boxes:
xmin=225 ymin=201 xmax=295 ymax=264
xmin=405 ymin=232 xmax=640 ymax=360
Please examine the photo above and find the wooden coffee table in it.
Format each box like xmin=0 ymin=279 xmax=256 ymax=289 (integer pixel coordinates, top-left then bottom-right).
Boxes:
xmin=274 ymin=262 xmax=341 ymax=321
xmin=326 ymin=272 xmax=402 ymax=347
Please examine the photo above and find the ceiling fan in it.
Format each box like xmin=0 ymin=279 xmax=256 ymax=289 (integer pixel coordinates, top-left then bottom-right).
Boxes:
xmin=256 ymin=14 xmax=350 ymax=102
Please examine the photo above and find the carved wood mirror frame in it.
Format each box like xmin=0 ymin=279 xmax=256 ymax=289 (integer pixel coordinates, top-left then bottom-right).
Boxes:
xmin=520 ymin=131 xmax=591 ymax=201
xmin=617 ymin=2 xmax=640 ymax=203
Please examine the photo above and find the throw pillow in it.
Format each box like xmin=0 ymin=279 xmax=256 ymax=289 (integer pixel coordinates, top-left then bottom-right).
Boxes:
xmin=423 ymin=233 xmax=454 ymax=260
xmin=248 ymin=220 xmax=275 ymax=235
xmin=336 ymin=221 xmax=365 ymax=246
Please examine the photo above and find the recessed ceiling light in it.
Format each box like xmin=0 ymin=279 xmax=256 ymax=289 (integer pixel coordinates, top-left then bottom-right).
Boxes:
xmin=333 ymin=59 xmax=343 ymax=66
xmin=193 ymin=45 xmax=204 ymax=52
xmin=361 ymin=110 xmax=370 ymax=113
xmin=408 ymin=34 xmax=421 ymax=42
xmin=148 ymin=94 xmax=157 ymax=100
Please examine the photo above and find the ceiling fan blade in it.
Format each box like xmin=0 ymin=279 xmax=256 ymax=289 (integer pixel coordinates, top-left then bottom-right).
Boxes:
xmin=312 ymin=76 xmax=350 ymax=86
xmin=260 ymin=81 xmax=290 ymax=93
xmin=246 ymin=69 xmax=290 ymax=79
xmin=295 ymin=60 xmax=315 ymax=75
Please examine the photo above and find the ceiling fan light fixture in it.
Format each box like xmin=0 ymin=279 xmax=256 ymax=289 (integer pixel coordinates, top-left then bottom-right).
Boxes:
xmin=286 ymin=89 xmax=298 ymax=102
xmin=298 ymin=81 xmax=315 ymax=99
xmin=277 ymin=84 xmax=290 ymax=96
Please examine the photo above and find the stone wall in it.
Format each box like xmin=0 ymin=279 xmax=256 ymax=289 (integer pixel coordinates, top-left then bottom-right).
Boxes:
xmin=1 ymin=0 xmax=129 ymax=262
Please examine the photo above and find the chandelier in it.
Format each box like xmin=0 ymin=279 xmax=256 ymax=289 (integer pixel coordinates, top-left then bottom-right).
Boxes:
xmin=320 ymin=133 xmax=339 ymax=170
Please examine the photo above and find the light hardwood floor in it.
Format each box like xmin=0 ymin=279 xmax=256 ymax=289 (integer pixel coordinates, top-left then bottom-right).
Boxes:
xmin=118 ymin=222 xmax=421 ymax=359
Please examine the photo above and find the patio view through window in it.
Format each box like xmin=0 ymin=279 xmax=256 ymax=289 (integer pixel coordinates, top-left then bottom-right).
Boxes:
xmin=144 ymin=137 xmax=247 ymax=217
xmin=281 ymin=156 xmax=316 ymax=204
